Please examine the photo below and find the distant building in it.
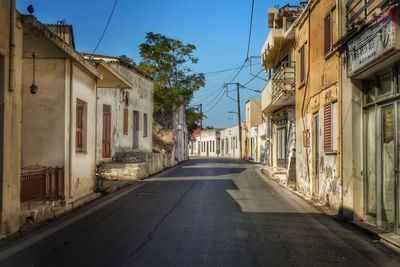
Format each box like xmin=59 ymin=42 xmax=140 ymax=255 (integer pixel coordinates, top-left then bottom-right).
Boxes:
xmin=220 ymin=126 xmax=241 ymax=159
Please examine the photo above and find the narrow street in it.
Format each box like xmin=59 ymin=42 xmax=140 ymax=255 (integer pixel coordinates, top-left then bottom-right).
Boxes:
xmin=0 ymin=158 xmax=399 ymax=266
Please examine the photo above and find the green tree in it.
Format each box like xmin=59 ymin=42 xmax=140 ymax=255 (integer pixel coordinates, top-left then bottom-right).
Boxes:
xmin=118 ymin=55 xmax=136 ymax=65
xmin=139 ymin=32 xmax=205 ymax=129
xmin=186 ymin=107 xmax=206 ymax=133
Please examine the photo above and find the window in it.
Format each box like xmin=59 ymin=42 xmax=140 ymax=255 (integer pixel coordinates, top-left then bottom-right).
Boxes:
xmin=324 ymin=103 xmax=332 ymax=151
xmin=123 ymin=108 xmax=128 ymax=135
xmin=324 ymin=12 xmax=333 ymax=56
xmin=299 ymin=45 xmax=306 ymax=85
xmin=143 ymin=113 xmax=148 ymax=137
xmin=76 ymin=99 xmax=87 ymax=152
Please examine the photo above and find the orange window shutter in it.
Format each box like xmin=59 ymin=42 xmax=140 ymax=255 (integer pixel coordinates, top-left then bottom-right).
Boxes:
xmin=324 ymin=104 xmax=332 ymax=151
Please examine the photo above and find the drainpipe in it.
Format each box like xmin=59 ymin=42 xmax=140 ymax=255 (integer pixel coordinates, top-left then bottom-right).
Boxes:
xmin=68 ymin=61 xmax=73 ymax=200
xmin=8 ymin=0 xmax=16 ymax=92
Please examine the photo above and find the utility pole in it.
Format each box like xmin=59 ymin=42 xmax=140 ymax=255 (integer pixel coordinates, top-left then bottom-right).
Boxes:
xmin=225 ymin=83 xmax=242 ymax=159
xmin=199 ymin=103 xmax=203 ymax=130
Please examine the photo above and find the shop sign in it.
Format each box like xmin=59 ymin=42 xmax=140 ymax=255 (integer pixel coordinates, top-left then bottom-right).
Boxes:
xmin=347 ymin=8 xmax=398 ymax=76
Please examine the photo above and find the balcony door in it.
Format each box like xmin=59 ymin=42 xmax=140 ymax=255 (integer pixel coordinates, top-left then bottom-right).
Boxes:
xmin=133 ymin=110 xmax=139 ymax=149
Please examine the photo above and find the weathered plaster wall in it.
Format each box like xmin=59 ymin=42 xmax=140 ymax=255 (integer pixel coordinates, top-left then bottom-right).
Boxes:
xmin=0 ymin=2 xmax=23 ymax=235
xmin=21 ymin=58 xmax=66 ymax=167
xmin=246 ymin=99 xmax=262 ymax=129
xmin=95 ymin=63 xmax=153 ymax=163
xmin=69 ymin=64 xmax=97 ymax=201
xmin=294 ymin=0 xmax=342 ymax=212
xmin=257 ymin=122 xmax=269 ymax=164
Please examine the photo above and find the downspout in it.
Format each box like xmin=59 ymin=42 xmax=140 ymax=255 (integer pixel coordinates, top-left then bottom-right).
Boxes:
xmin=8 ymin=0 xmax=16 ymax=92
xmin=68 ymin=61 xmax=73 ymax=200
xmin=337 ymin=0 xmax=344 ymax=217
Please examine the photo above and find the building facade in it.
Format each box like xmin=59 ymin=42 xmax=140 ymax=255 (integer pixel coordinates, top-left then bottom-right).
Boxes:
xmin=220 ymin=126 xmax=241 ymax=159
xmin=340 ymin=0 xmax=400 ymax=235
xmin=198 ymin=129 xmax=221 ymax=157
xmin=294 ymin=0 xmax=342 ymax=212
xmin=84 ymin=54 xmax=154 ymax=163
xmin=261 ymin=4 xmax=304 ymax=181
xmin=244 ymin=99 xmax=262 ymax=161
xmin=0 ymin=0 xmax=22 ymax=236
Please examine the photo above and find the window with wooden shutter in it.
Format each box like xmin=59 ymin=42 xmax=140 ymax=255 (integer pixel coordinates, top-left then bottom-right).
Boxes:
xmin=299 ymin=45 xmax=305 ymax=84
xmin=324 ymin=104 xmax=332 ymax=151
xmin=123 ymin=108 xmax=128 ymax=135
xmin=76 ymin=99 xmax=87 ymax=152
xmin=324 ymin=12 xmax=332 ymax=56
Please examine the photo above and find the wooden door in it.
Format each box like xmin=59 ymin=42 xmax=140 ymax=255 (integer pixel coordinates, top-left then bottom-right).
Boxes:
xmin=102 ymin=105 xmax=111 ymax=158
xmin=133 ymin=111 xmax=139 ymax=149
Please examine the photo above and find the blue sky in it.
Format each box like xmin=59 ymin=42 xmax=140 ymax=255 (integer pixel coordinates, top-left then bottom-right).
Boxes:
xmin=17 ymin=0 xmax=301 ymax=128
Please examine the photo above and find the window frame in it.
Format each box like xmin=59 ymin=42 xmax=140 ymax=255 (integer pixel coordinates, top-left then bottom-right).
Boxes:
xmin=76 ymin=99 xmax=87 ymax=152
xmin=123 ymin=108 xmax=129 ymax=135
xmin=143 ymin=113 xmax=148 ymax=137
xmin=324 ymin=11 xmax=333 ymax=58
xmin=299 ymin=44 xmax=306 ymax=87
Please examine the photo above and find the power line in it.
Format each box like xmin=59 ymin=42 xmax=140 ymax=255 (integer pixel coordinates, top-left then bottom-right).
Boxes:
xmin=90 ymin=0 xmax=118 ymax=57
xmin=243 ymin=69 xmax=263 ymax=86
xmin=204 ymin=62 xmax=260 ymax=76
xmin=204 ymin=89 xmax=226 ymax=113
xmin=246 ymin=0 xmax=255 ymax=59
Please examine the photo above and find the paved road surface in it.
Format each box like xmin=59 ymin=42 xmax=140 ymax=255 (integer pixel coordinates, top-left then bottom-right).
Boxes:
xmin=0 ymin=158 xmax=399 ymax=266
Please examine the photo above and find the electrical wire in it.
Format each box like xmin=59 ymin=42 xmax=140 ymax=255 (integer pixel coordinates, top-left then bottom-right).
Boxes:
xmin=204 ymin=89 xmax=226 ymax=113
xmin=246 ymin=0 xmax=255 ymax=59
xmin=90 ymin=0 xmax=118 ymax=57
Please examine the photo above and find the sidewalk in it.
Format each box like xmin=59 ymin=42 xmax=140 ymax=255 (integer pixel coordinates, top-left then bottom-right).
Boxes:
xmin=256 ymin=166 xmax=400 ymax=252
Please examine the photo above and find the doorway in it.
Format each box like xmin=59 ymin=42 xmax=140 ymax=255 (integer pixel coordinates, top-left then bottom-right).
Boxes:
xmin=365 ymin=102 xmax=400 ymax=233
xmin=102 ymin=105 xmax=111 ymax=158
xmin=133 ymin=110 xmax=139 ymax=149
xmin=276 ymin=126 xmax=287 ymax=167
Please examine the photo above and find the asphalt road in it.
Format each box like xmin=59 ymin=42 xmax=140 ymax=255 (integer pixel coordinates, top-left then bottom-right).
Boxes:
xmin=0 ymin=158 xmax=399 ymax=266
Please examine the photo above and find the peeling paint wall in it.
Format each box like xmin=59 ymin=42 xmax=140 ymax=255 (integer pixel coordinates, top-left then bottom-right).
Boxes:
xmin=96 ymin=63 xmax=153 ymax=163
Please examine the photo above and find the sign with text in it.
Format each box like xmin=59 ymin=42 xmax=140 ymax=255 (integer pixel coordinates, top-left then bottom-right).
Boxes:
xmin=347 ymin=8 xmax=398 ymax=76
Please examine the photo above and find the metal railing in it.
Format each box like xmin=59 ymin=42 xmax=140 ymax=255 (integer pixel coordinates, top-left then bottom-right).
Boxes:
xmin=271 ymin=61 xmax=295 ymax=102
xmin=21 ymin=166 xmax=64 ymax=202
xmin=346 ymin=0 xmax=390 ymax=30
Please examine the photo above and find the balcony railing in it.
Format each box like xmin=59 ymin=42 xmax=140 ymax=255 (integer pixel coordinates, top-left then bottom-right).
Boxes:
xmin=21 ymin=166 xmax=64 ymax=202
xmin=271 ymin=61 xmax=295 ymax=102
xmin=346 ymin=0 xmax=390 ymax=30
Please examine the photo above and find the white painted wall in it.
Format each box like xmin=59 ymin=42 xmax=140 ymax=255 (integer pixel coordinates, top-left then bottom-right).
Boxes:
xmin=69 ymin=63 xmax=97 ymax=201
xmin=21 ymin=58 xmax=66 ymax=168
xmin=198 ymin=129 xmax=220 ymax=157
xmin=95 ymin=63 xmax=154 ymax=163
xmin=220 ymin=126 xmax=240 ymax=159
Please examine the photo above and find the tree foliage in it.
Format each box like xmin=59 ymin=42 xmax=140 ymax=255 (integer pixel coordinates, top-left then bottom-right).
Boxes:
xmin=186 ymin=107 xmax=206 ymax=133
xmin=139 ymin=32 xmax=205 ymax=129
xmin=118 ymin=55 xmax=136 ymax=65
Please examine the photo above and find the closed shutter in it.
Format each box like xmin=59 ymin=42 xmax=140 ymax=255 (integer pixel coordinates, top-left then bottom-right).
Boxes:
xmin=324 ymin=104 xmax=332 ymax=151
xmin=299 ymin=45 xmax=305 ymax=84
xmin=76 ymin=100 xmax=84 ymax=152
xmin=324 ymin=13 xmax=332 ymax=56
xmin=123 ymin=108 xmax=128 ymax=135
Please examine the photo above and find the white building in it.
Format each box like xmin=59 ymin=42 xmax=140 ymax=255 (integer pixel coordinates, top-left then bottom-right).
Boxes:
xmin=20 ymin=16 xmax=125 ymax=211
xmin=198 ymin=129 xmax=221 ymax=157
xmin=83 ymin=54 xmax=154 ymax=163
xmin=220 ymin=126 xmax=241 ymax=159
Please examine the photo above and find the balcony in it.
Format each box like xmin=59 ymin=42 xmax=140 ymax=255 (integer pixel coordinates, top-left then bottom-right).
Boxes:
xmin=346 ymin=0 xmax=390 ymax=30
xmin=261 ymin=61 xmax=295 ymax=115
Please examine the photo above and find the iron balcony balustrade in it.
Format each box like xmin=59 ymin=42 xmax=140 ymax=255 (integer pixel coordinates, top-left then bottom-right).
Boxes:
xmin=262 ymin=61 xmax=295 ymax=115
xmin=346 ymin=0 xmax=391 ymax=30
xmin=271 ymin=61 xmax=295 ymax=103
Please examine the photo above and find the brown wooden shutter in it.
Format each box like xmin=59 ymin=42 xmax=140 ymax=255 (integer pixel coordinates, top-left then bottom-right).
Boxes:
xmin=324 ymin=104 xmax=332 ymax=151
xmin=76 ymin=100 xmax=84 ymax=152
xmin=299 ymin=46 xmax=305 ymax=84
xmin=324 ymin=13 xmax=332 ymax=56
xmin=123 ymin=108 xmax=128 ymax=135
